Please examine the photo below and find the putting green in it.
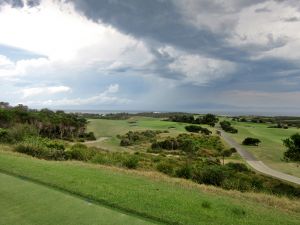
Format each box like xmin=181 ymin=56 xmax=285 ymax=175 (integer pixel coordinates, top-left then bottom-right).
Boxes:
xmin=0 ymin=172 xmax=157 ymax=225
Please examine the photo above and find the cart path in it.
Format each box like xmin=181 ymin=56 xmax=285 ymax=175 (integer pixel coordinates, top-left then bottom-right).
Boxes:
xmin=219 ymin=130 xmax=300 ymax=185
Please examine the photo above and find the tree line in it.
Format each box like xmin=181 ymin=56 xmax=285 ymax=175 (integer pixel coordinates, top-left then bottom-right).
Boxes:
xmin=0 ymin=102 xmax=94 ymax=141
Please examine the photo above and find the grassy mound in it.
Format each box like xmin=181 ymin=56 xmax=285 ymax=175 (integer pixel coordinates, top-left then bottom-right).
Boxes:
xmin=0 ymin=150 xmax=299 ymax=225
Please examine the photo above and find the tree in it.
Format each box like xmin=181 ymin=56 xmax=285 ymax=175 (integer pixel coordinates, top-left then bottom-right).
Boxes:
xmin=220 ymin=121 xmax=238 ymax=133
xmin=283 ymin=133 xmax=300 ymax=161
xmin=200 ymin=114 xmax=219 ymax=127
xmin=185 ymin=125 xmax=202 ymax=133
xmin=242 ymin=137 xmax=261 ymax=146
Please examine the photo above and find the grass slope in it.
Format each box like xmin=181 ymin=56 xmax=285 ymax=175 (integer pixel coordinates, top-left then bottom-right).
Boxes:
xmin=227 ymin=121 xmax=300 ymax=177
xmin=0 ymin=173 xmax=156 ymax=225
xmin=0 ymin=150 xmax=299 ymax=225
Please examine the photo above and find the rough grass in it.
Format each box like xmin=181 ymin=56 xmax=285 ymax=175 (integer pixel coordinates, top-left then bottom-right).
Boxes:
xmin=86 ymin=117 xmax=218 ymax=152
xmin=0 ymin=150 xmax=299 ymax=225
xmin=0 ymin=172 xmax=156 ymax=225
xmin=227 ymin=121 xmax=300 ymax=177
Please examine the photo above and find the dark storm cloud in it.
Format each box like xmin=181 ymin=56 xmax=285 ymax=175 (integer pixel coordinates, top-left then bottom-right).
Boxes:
xmin=0 ymin=0 xmax=23 ymax=7
xmin=283 ymin=17 xmax=300 ymax=22
xmin=66 ymin=0 xmax=300 ymax=93
xmin=69 ymin=0 xmax=243 ymax=59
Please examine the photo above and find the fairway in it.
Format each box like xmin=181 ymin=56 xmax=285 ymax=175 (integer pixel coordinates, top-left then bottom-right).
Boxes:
xmin=0 ymin=172 xmax=156 ymax=225
xmin=86 ymin=117 xmax=188 ymax=151
xmin=86 ymin=117 xmax=216 ymax=151
xmin=227 ymin=121 xmax=300 ymax=177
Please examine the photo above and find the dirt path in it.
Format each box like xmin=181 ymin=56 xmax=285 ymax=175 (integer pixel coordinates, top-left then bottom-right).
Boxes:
xmin=219 ymin=130 xmax=300 ymax=185
xmin=84 ymin=137 xmax=109 ymax=144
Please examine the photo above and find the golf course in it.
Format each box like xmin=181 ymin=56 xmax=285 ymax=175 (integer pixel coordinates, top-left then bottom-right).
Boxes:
xmin=1 ymin=109 xmax=300 ymax=225
xmin=226 ymin=120 xmax=300 ymax=178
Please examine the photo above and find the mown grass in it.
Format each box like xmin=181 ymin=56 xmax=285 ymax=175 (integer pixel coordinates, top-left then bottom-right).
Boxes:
xmin=0 ymin=172 xmax=156 ymax=225
xmin=227 ymin=121 xmax=300 ymax=177
xmin=0 ymin=150 xmax=299 ymax=225
xmin=86 ymin=117 xmax=217 ymax=152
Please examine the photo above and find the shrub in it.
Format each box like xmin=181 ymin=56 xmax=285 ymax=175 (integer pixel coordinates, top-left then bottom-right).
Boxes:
xmin=230 ymin=147 xmax=237 ymax=153
xmin=192 ymin=165 xmax=227 ymax=186
xmin=120 ymin=138 xmax=132 ymax=146
xmin=226 ymin=162 xmax=249 ymax=172
xmin=157 ymin=162 xmax=174 ymax=176
xmin=67 ymin=144 xmax=96 ymax=161
xmin=242 ymin=137 xmax=261 ymax=146
xmin=152 ymin=138 xmax=179 ymax=150
xmin=175 ymin=164 xmax=192 ymax=179
xmin=185 ymin=125 xmax=202 ymax=133
xmin=201 ymin=201 xmax=211 ymax=209
xmin=221 ymin=175 xmax=252 ymax=192
xmin=120 ymin=130 xmax=162 ymax=146
xmin=199 ymin=127 xmax=212 ymax=135
xmin=15 ymin=137 xmax=66 ymax=160
xmin=79 ymin=132 xmax=96 ymax=141
xmin=221 ymin=149 xmax=233 ymax=157
xmin=0 ymin=128 xmax=11 ymax=143
xmin=91 ymin=153 xmax=110 ymax=165
xmin=283 ymin=133 xmax=300 ymax=161
xmin=122 ymin=155 xmax=139 ymax=169
xmin=220 ymin=121 xmax=238 ymax=133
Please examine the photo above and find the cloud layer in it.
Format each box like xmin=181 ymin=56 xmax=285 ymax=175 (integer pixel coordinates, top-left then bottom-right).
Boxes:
xmin=0 ymin=0 xmax=300 ymax=114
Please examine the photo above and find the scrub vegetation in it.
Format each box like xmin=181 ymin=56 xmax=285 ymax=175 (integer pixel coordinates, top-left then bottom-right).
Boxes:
xmin=1 ymin=103 xmax=300 ymax=225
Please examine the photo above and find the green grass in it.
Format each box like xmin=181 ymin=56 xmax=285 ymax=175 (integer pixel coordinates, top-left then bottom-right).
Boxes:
xmin=0 ymin=150 xmax=299 ymax=225
xmin=86 ymin=117 xmax=216 ymax=152
xmin=0 ymin=172 xmax=156 ymax=225
xmin=87 ymin=117 xmax=188 ymax=138
xmin=226 ymin=121 xmax=300 ymax=177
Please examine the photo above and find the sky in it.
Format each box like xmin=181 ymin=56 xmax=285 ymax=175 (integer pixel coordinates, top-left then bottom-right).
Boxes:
xmin=0 ymin=0 xmax=300 ymax=115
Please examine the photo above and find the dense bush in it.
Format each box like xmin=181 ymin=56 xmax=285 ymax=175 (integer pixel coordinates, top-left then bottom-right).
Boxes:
xmin=185 ymin=125 xmax=212 ymax=135
xmin=122 ymin=155 xmax=139 ymax=169
xmin=169 ymin=114 xmax=218 ymax=127
xmin=79 ymin=132 xmax=96 ymax=141
xmin=226 ymin=162 xmax=249 ymax=172
xmin=120 ymin=130 xmax=165 ymax=146
xmin=192 ymin=165 xmax=228 ymax=186
xmin=12 ymin=135 xmax=300 ymax=197
xmin=283 ymin=133 xmax=300 ymax=161
xmin=220 ymin=121 xmax=238 ymax=133
xmin=15 ymin=137 xmax=66 ymax=160
xmin=242 ymin=137 xmax=261 ymax=146
xmin=67 ymin=144 xmax=96 ymax=161
xmin=151 ymin=138 xmax=179 ymax=150
xmin=157 ymin=162 xmax=175 ymax=176
xmin=0 ymin=102 xmax=93 ymax=141
xmin=152 ymin=133 xmax=225 ymax=157
xmin=175 ymin=164 xmax=192 ymax=179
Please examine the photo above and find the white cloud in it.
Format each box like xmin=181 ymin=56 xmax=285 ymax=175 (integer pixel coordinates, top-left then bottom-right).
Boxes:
xmin=21 ymin=84 xmax=130 ymax=107
xmin=176 ymin=0 xmax=300 ymax=62
xmin=21 ymin=85 xmax=71 ymax=98
xmin=106 ymin=84 xmax=119 ymax=94
xmin=0 ymin=55 xmax=50 ymax=77
xmin=160 ymin=46 xmax=236 ymax=85
xmin=0 ymin=0 xmax=153 ymax=77
xmin=226 ymin=1 xmax=300 ymax=61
